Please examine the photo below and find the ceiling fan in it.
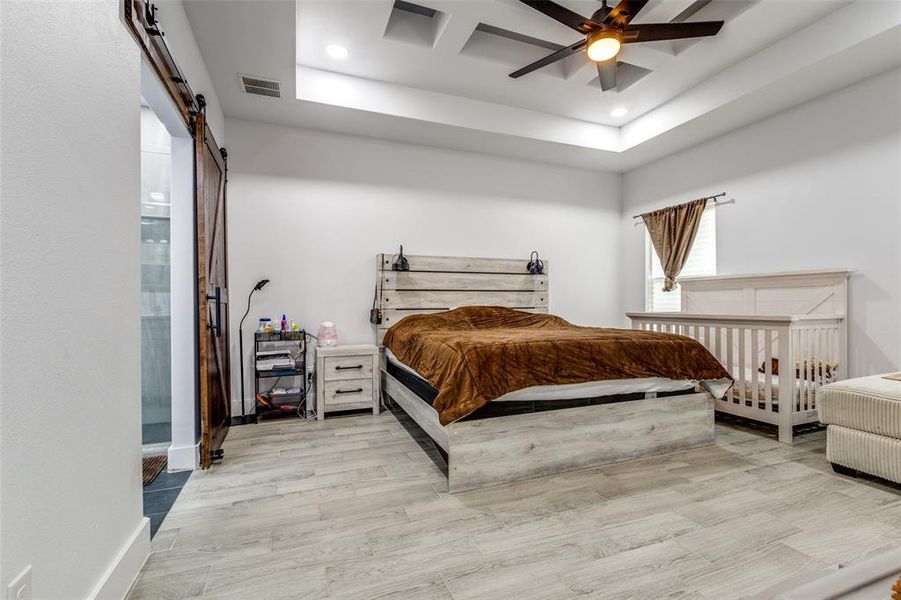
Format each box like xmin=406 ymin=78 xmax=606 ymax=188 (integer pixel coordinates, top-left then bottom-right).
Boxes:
xmin=510 ymin=0 xmax=724 ymax=91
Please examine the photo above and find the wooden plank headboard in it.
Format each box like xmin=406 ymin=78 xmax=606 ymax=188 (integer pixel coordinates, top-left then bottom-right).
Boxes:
xmin=374 ymin=253 xmax=549 ymax=345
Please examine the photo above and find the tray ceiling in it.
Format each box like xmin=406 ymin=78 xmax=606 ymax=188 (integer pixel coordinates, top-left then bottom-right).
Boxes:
xmin=184 ymin=0 xmax=901 ymax=170
xmin=298 ymin=0 xmax=771 ymax=125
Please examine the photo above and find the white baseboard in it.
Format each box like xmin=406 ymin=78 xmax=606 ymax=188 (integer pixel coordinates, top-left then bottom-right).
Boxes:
xmin=88 ymin=517 xmax=150 ymax=600
xmin=167 ymin=441 xmax=199 ymax=471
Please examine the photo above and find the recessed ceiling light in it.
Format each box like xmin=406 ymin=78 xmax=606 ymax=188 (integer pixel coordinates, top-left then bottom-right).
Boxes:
xmin=326 ymin=44 xmax=348 ymax=60
xmin=611 ymin=107 xmax=628 ymax=118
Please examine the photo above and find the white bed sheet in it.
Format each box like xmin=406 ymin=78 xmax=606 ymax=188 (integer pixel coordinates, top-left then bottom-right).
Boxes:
xmin=384 ymin=348 xmax=732 ymax=402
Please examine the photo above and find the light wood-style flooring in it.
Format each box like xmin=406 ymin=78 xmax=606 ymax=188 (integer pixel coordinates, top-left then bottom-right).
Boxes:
xmin=128 ymin=410 xmax=901 ymax=599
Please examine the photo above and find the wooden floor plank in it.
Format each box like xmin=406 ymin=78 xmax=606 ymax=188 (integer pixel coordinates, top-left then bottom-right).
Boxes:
xmin=128 ymin=410 xmax=901 ymax=600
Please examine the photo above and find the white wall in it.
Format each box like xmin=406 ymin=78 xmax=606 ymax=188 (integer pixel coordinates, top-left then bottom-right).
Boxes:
xmin=0 ymin=1 xmax=147 ymax=598
xmin=621 ymin=68 xmax=901 ymax=377
xmin=155 ymin=0 xmax=225 ymax=144
xmin=225 ymin=118 xmax=622 ymax=414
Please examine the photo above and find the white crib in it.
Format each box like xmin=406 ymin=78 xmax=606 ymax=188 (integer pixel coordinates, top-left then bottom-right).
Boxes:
xmin=627 ymin=270 xmax=850 ymax=444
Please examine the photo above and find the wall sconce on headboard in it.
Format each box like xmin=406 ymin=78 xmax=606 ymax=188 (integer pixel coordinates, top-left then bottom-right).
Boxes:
xmin=526 ymin=250 xmax=544 ymax=275
xmin=392 ymin=245 xmax=410 ymax=271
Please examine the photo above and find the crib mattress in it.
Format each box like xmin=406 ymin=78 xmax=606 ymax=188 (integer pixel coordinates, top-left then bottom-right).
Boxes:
xmin=818 ymin=375 xmax=901 ymax=440
xmin=730 ymin=375 xmax=824 ymax=403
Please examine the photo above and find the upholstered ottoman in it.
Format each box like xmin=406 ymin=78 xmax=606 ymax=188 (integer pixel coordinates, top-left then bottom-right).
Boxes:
xmin=818 ymin=374 xmax=901 ymax=484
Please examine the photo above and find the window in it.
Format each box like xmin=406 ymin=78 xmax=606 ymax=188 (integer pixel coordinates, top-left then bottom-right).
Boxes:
xmin=645 ymin=205 xmax=716 ymax=311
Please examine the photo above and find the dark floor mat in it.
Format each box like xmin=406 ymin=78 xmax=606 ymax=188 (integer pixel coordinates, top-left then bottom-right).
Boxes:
xmin=142 ymin=455 xmax=167 ymax=486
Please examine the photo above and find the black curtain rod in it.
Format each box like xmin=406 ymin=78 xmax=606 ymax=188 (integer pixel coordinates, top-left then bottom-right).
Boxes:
xmin=632 ymin=192 xmax=728 ymax=220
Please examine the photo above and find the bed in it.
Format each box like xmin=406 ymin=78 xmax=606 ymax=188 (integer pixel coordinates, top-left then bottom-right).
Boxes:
xmin=628 ymin=270 xmax=849 ymax=444
xmin=373 ymin=252 xmax=731 ymax=492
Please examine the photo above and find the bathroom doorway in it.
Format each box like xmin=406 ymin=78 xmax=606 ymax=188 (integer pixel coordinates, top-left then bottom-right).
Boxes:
xmin=140 ymin=57 xmax=199 ymax=535
xmin=140 ymin=104 xmax=174 ymax=449
xmin=140 ymin=57 xmax=199 ymax=473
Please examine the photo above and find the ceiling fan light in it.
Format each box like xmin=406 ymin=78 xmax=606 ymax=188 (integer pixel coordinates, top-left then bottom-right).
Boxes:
xmin=586 ymin=36 xmax=621 ymax=62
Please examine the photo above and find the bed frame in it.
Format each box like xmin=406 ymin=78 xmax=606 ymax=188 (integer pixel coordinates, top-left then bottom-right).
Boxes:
xmin=374 ymin=252 xmax=714 ymax=493
xmin=628 ymin=270 xmax=849 ymax=444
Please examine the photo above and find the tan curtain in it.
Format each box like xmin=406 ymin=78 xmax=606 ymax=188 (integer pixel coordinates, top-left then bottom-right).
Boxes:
xmin=642 ymin=198 xmax=707 ymax=292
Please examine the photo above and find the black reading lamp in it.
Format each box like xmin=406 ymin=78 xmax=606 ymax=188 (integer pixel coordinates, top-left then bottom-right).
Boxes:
xmin=526 ymin=251 xmax=544 ymax=275
xmin=392 ymin=245 xmax=410 ymax=271
xmin=238 ymin=278 xmax=269 ymax=424
xmin=369 ymin=246 xmax=409 ymax=325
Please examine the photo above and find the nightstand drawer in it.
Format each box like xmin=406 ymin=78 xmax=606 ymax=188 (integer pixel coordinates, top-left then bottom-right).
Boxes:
xmin=323 ymin=379 xmax=373 ymax=406
xmin=323 ymin=355 xmax=372 ymax=381
xmin=322 ymin=355 xmax=374 ymax=381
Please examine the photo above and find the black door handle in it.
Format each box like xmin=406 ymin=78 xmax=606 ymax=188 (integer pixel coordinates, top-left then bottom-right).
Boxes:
xmin=335 ymin=364 xmax=364 ymax=371
xmin=335 ymin=388 xmax=363 ymax=394
xmin=207 ymin=286 xmax=221 ymax=337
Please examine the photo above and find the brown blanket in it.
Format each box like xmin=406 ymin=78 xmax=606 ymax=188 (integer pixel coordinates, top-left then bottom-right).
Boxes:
xmin=383 ymin=306 xmax=732 ymax=425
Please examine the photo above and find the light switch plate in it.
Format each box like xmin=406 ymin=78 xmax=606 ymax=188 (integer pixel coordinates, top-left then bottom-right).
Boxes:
xmin=6 ymin=566 xmax=31 ymax=600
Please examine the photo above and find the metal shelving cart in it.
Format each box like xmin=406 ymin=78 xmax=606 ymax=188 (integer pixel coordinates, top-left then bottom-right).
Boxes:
xmin=253 ymin=330 xmax=309 ymax=421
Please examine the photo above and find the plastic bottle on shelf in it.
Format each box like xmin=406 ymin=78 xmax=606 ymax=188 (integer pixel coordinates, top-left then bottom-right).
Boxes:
xmin=281 ymin=313 xmax=288 ymax=334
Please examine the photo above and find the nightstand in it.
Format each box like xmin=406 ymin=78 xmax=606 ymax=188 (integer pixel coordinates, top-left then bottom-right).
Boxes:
xmin=315 ymin=344 xmax=380 ymax=420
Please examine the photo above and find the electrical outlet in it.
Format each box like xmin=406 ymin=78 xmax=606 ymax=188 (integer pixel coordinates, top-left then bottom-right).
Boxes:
xmin=7 ymin=566 xmax=31 ymax=600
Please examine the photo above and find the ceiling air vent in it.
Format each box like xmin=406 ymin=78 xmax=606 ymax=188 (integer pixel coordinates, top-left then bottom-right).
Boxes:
xmin=240 ymin=74 xmax=281 ymax=98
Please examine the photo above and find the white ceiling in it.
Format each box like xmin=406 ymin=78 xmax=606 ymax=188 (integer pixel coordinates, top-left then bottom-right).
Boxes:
xmin=299 ymin=0 xmax=816 ymax=126
xmin=184 ymin=0 xmax=901 ymax=172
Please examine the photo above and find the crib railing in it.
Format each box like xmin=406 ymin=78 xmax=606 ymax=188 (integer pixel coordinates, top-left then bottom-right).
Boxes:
xmin=627 ymin=312 xmax=846 ymax=444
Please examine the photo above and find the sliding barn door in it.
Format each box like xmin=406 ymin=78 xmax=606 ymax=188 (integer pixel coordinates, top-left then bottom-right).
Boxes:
xmin=195 ymin=112 xmax=231 ymax=468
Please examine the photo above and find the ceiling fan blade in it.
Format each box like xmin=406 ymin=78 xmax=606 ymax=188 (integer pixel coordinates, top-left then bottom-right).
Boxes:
xmin=604 ymin=0 xmax=649 ymax=27
xmin=509 ymin=39 xmax=587 ymax=78
xmin=621 ymin=21 xmax=724 ymax=43
xmin=597 ymin=59 xmax=617 ymax=91
xmin=517 ymin=0 xmax=602 ymax=34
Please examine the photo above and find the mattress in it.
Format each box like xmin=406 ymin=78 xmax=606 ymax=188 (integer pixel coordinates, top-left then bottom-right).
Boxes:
xmin=730 ymin=372 xmax=829 ymax=404
xmin=385 ymin=348 xmax=730 ymax=402
xmin=818 ymin=375 xmax=901 ymax=439
xmin=383 ymin=307 xmax=733 ymax=424
xmin=385 ymin=355 xmax=697 ymax=422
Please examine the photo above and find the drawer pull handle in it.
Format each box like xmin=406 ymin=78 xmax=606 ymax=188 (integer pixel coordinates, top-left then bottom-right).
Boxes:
xmin=335 ymin=364 xmax=364 ymax=370
xmin=335 ymin=388 xmax=363 ymax=395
